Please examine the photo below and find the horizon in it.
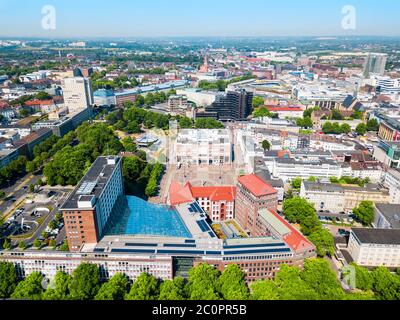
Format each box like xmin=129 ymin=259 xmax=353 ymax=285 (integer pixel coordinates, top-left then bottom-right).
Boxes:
xmin=1 ymin=0 xmax=400 ymax=38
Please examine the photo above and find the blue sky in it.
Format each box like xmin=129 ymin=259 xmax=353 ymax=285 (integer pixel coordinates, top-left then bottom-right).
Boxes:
xmin=0 ymin=0 xmax=399 ymax=38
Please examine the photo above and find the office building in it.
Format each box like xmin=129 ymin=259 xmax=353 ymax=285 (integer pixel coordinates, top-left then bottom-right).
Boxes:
xmin=235 ymin=174 xmax=278 ymax=235
xmin=374 ymin=203 xmax=400 ymax=229
xmin=61 ymin=77 xmax=94 ymax=113
xmin=60 ymin=156 xmax=124 ymax=252
xmin=173 ymin=129 xmax=232 ymax=165
xmin=347 ymin=228 xmax=400 ymax=268
xmin=363 ymin=53 xmax=388 ymax=77
xmin=373 ymin=141 xmax=400 ymax=168
xmin=204 ymin=89 xmax=253 ymax=121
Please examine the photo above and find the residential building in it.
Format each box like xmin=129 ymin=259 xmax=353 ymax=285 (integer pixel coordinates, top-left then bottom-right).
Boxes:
xmin=384 ymin=168 xmax=400 ymax=204
xmin=60 ymin=156 xmax=124 ymax=252
xmin=347 ymin=228 xmax=400 ymax=268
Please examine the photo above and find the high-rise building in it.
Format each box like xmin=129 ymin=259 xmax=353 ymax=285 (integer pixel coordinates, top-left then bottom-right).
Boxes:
xmin=235 ymin=174 xmax=278 ymax=235
xmin=61 ymin=77 xmax=94 ymax=113
xmin=204 ymin=89 xmax=253 ymax=121
xmin=363 ymin=53 xmax=388 ymax=77
xmin=60 ymin=156 xmax=124 ymax=252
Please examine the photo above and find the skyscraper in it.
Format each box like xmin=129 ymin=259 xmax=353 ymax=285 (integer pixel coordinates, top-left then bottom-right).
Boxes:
xmin=61 ymin=77 xmax=94 ymax=113
xmin=363 ymin=53 xmax=388 ymax=77
xmin=204 ymin=89 xmax=253 ymax=121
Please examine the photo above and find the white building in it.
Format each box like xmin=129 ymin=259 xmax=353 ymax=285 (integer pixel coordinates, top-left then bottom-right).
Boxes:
xmin=176 ymin=88 xmax=217 ymax=107
xmin=347 ymin=228 xmax=400 ymax=268
xmin=61 ymin=77 xmax=94 ymax=113
xmin=384 ymin=168 xmax=400 ymax=204
xmin=173 ymin=129 xmax=232 ymax=165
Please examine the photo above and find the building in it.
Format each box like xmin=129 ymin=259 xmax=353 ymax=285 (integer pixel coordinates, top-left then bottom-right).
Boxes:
xmin=300 ymin=181 xmax=390 ymax=213
xmin=173 ymin=129 xmax=232 ymax=165
xmin=265 ymin=106 xmax=304 ymax=119
xmin=384 ymin=168 xmax=400 ymax=204
xmin=373 ymin=141 xmax=400 ymax=168
xmin=347 ymin=228 xmax=400 ymax=268
xmin=168 ymin=182 xmax=236 ymax=222
xmin=61 ymin=77 xmax=94 ymax=113
xmin=13 ymin=128 xmax=53 ymax=159
xmin=374 ymin=203 xmax=400 ymax=229
xmin=363 ymin=53 xmax=388 ymax=77
xmin=93 ymin=89 xmax=116 ymax=107
xmin=235 ymin=174 xmax=278 ymax=235
xmin=378 ymin=118 xmax=400 ymax=141
xmin=175 ymin=88 xmax=217 ymax=107
xmin=204 ymin=89 xmax=253 ymax=121
xmin=60 ymin=156 xmax=124 ymax=252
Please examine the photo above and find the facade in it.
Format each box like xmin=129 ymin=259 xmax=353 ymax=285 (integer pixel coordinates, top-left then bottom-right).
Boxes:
xmin=13 ymin=128 xmax=53 ymax=159
xmin=347 ymin=228 xmax=400 ymax=268
xmin=168 ymin=182 xmax=236 ymax=222
xmin=235 ymin=174 xmax=278 ymax=235
xmin=378 ymin=118 xmax=400 ymax=142
xmin=61 ymin=77 xmax=94 ymax=113
xmin=173 ymin=129 xmax=232 ymax=165
xmin=93 ymin=89 xmax=116 ymax=106
xmin=205 ymin=89 xmax=253 ymax=121
xmin=363 ymin=53 xmax=388 ymax=77
xmin=384 ymin=168 xmax=400 ymax=204
xmin=60 ymin=156 xmax=124 ymax=252
xmin=373 ymin=141 xmax=400 ymax=169
xmin=300 ymin=181 xmax=390 ymax=213
xmin=374 ymin=203 xmax=400 ymax=229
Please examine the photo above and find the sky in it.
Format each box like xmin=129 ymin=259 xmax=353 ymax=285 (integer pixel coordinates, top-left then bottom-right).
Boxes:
xmin=0 ymin=0 xmax=400 ymax=38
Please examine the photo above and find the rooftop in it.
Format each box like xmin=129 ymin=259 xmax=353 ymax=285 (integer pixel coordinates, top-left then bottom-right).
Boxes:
xmin=238 ymin=174 xmax=277 ymax=197
xmin=352 ymin=228 xmax=400 ymax=245
xmin=375 ymin=203 xmax=400 ymax=229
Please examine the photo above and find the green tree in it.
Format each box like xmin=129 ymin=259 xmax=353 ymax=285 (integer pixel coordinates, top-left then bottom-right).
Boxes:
xmin=0 ymin=262 xmax=17 ymax=298
xmin=36 ymin=91 xmax=52 ymax=100
xmin=95 ymin=273 xmax=130 ymax=300
xmin=2 ymin=238 xmax=12 ymax=250
xmin=291 ymin=178 xmax=302 ymax=190
xmin=307 ymin=228 xmax=335 ymax=257
xmin=353 ymin=201 xmax=375 ymax=226
xmin=219 ymin=264 xmax=249 ymax=300
xmin=297 ymin=117 xmax=313 ymax=129
xmin=11 ymin=272 xmax=44 ymax=300
xmin=33 ymin=239 xmax=41 ymax=249
xmin=122 ymin=137 xmax=137 ymax=153
xmin=125 ymin=273 xmax=159 ymax=300
xmin=307 ymin=176 xmax=317 ymax=182
xmin=43 ymin=271 xmax=72 ymax=300
xmin=253 ymin=107 xmax=272 ymax=118
xmin=69 ymin=263 xmax=100 ymax=300
xmin=49 ymin=239 xmax=57 ymax=248
xmin=29 ymin=184 xmax=35 ymax=193
xmin=18 ymin=241 xmax=27 ymax=250
xmin=367 ymin=119 xmax=379 ymax=132
xmin=261 ymin=140 xmax=271 ymax=152
xmin=372 ymin=267 xmax=400 ymax=300
xmin=159 ymin=277 xmax=187 ymax=300
xmin=356 ymin=123 xmax=367 ymax=135
xmin=187 ymin=263 xmax=221 ymax=300
xmin=250 ymin=281 xmax=279 ymax=300
xmin=331 ymin=109 xmax=343 ymax=120
xmin=341 ymin=123 xmax=352 ymax=134
xmin=179 ymin=116 xmax=194 ymax=129
xmin=349 ymin=264 xmax=374 ymax=291
xmin=59 ymin=240 xmax=69 ymax=252
xmin=283 ymin=197 xmax=316 ymax=224
xmin=252 ymin=96 xmax=264 ymax=108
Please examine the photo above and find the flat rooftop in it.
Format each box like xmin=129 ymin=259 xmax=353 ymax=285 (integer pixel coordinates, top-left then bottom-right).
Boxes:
xmin=352 ymin=228 xmax=400 ymax=245
xmin=61 ymin=156 xmax=121 ymax=210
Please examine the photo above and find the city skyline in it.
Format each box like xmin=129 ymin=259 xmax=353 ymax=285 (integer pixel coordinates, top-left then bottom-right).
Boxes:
xmin=1 ymin=0 xmax=400 ymax=38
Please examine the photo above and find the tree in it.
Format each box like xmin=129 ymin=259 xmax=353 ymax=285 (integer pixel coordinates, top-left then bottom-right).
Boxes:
xmin=0 ymin=191 xmax=5 ymax=199
xmin=307 ymin=176 xmax=317 ymax=182
xmin=303 ymin=106 xmax=320 ymax=118
xmin=307 ymin=228 xmax=335 ymax=257
xmin=179 ymin=117 xmax=194 ymax=129
xmin=59 ymin=240 xmax=69 ymax=251
xmin=261 ymin=140 xmax=271 ymax=152
xmin=159 ymin=277 xmax=187 ymax=300
xmin=356 ymin=123 xmax=367 ymax=135
xmin=353 ymin=201 xmax=375 ymax=226
xmin=122 ymin=137 xmax=137 ymax=153
xmin=250 ymin=281 xmax=279 ymax=300
xmin=11 ymin=272 xmax=44 ymax=300
xmin=301 ymin=259 xmax=344 ymax=300
xmin=95 ymin=273 xmax=130 ymax=300
xmin=219 ymin=264 xmax=249 ymax=300
xmin=367 ymin=119 xmax=379 ymax=132
xmin=291 ymin=178 xmax=302 ymax=190
xmin=0 ymin=262 xmax=17 ymax=299
xmin=43 ymin=271 xmax=72 ymax=300
xmin=33 ymin=239 xmax=41 ymax=249
xmin=253 ymin=107 xmax=272 ymax=118
xmin=49 ymin=239 xmax=57 ymax=248
xmin=18 ymin=241 xmax=27 ymax=250
xmin=69 ymin=263 xmax=100 ymax=300
xmin=341 ymin=123 xmax=352 ymax=134
xmin=29 ymin=184 xmax=35 ymax=193
xmin=283 ymin=197 xmax=317 ymax=225
xmin=125 ymin=273 xmax=159 ymax=300
xmin=123 ymin=156 xmax=147 ymax=182
xmin=2 ymin=238 xmax=12 ymax=250
xmin=331 ymin=109 xmax=343 ymax=120
xmin=252 ymin=96 xmax=264 ymax=108
xmin=372 ymin=267 xmax=400 ymax=300
xmin=187 ymin=263 xmax=221 ymax=300
xmin=36 ymin=91 xmax=52 ymax=100
xmin=349 ymin=264 xmax=374 ymax=291
xmin=297 ymin=117 xmax=313 ymax=129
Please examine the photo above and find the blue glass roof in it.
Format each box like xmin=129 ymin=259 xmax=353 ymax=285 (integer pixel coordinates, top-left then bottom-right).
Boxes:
xmin=106 ymin=196 xmax=192 ymax=238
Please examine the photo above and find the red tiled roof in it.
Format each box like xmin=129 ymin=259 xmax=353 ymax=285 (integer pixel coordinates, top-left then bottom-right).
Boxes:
xmin=269 ymin=210 xmax=315 ymax=253
xmin=24 ymin=99 xmax=54 ymax=106
xmin=169 ymin=182 xmax=236 ymax=205
xmin=266 ymin=106 xmax=303 ymax=112
xmin=238 ymin=174 xmax=277 ymax=197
